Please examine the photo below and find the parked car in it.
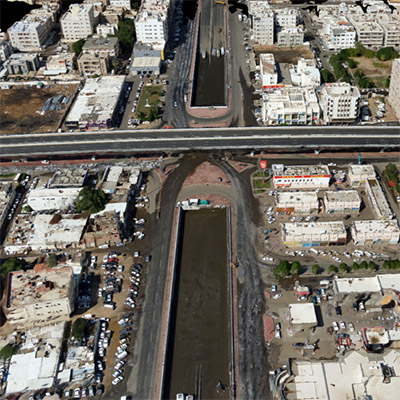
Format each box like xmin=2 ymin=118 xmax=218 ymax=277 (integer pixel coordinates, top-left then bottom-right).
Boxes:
xmin=339 ymin=321 xmax=346 ymax=330
xmin=335 ymin=306 xmax=342 ymax=316
xmin=332 ymin=321 xmax=339 ymax=332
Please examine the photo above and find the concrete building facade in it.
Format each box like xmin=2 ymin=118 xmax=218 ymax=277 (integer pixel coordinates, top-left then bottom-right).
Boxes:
xmin=348 ymin=164 xmax=376 ymax=187
xmin=388 ymin=58 xmax=400 ymax=120
xmin=366 ymin=178 xmax=394 ymax=220
xmin=248 ymin=1 xmax=274 ymax=45
xmin=5 ymin=53 xmax=40 ymax=75
xmin=324 ymin=190 xmax=361 ymax=214
xmin=60 ymin=3 xmax=95 ymax=41
xmin=272 ymin=164 xmax=331 ymax=189
xmin=259 ymin=53 xmax=278 ymax=89
xmin=351 ymin=219 xmax=400 ymax=245
xmin=275 ymin=191 xmax=319 ymax=215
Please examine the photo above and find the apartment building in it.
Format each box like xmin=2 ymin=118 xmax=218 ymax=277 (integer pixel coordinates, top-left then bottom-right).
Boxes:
xmin=45 ymin=53 xmax=74 ymax=76
xmin=5 ymin=53 xmax=40 ymax=75
xmin=110 ymin=0 xmax=131 ymax=8
xmin=324 ymin=190 xmax=361 ymax=214
xmin=77 ymin=53 xmax=108 ymax=75
xmin=272 ymin=164 xmax=331 ymax=189
xmin=60 ymin=3 xmax=95 ymax=41
xmin=290 ymin=58 xmax=321 ymax=87
xmin=259 ymin=53 xmax=278 ymax=89
xmin=351 ymin=220 xmax=400 ymax=246
xmin=318 ymin=83 xmax=360 ymax=124
xmin=102 ymin=6 xmax=124 ymax=25
xmin=3 ymin=264 xmax=75 ymax=329
xmin=262 ymin=87 xmax=320 ymax=126
xmin=8 ymin=14 xmax=52 ymax=52
xmin=323 ymin=18 xmax=356 ymax=50
xmin=348 ymin=164 xmax=376 ymax=187
xmin=274 ymin=7 xmax=300 ymax=28
xmin=388 ymin=58 xmax=400 ymax=120
xmin=275 ymin=191 xmax=319 ymax=215
xmin=276 ymin=26 xmax=304 ymax=47
xmin=135 ymin=0 xmax=169 ymax=46
xmin=96 ymin=23 xmax=118 ymax=37
xmin=376 ymin=14 xmax=400 ymax=48
xmin=248 ymin=1 xmax=274 ymax=45
xmin=350 ymin=14 xmax=384 ymax=48
xmin=0 ymin=39 xmax=13 ymax=65
xmin=281 ymin=221 xmax=347 ymax=247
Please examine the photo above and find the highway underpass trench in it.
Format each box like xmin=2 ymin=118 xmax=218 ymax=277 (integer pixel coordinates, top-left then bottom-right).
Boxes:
xmin=163 ymin=208 xmax=231 ymax=400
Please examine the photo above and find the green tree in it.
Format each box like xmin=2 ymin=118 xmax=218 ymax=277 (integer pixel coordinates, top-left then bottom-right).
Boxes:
xmin=312 ymin=264 xmax=320 ymax=275
xmin=290 ymin=261 xmax=302 ymax=275
xmin=117 ymin=19 xmax=136 ymax=53
xmin=347 ymin=59 xmax=358 ymax=68
xmin=383 ymin=260 xmax=391 ymax=270
xmin=72 ymin=39 xmax=85 ymax=55
xmin=23 ymin=205 xmax=33 ymax=213
xmin=0 ymin=258 xmax=25 ymax=279
xmin=76 ymin=187 xmax=108 ymax=214
xmin=359 ymin=261 xmax=368 ymax=270
xmin=46 ymin=254 xmax=57 ymax=268
xmin=368 ymin=261 xmax=376 ymax=271
xmin=273 ymin=260 xmax=291 ymax=279
xmin=71 ymin=318 xmax=86 ymax=340
xmin=328 ymin=264 xmax=337 ymax=274
xmin=320 ymin=69 xmax=334 ymax=84
xmin=131 ymin=0 xmax=141 ymax=11
xmin=376 ymin=47 xmax=398 ymax=61
xmin=339 ymin=263 xmax=348 ymax=273
xmin=383 ymin=163 xmax=399 ymax=186
xmin=383 ymin=77 xmax=391 ymax=88
xmin=0 ymin=344 xmax=19 ymax=359
xmin=364 ymin=48 xmax=376 ymax=58
xmin=351 ymin=262 xmax=360 ymax=271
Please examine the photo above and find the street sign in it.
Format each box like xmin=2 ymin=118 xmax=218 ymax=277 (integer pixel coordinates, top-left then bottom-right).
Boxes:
xmin=260 ymin=160 xmax=267 ymax=169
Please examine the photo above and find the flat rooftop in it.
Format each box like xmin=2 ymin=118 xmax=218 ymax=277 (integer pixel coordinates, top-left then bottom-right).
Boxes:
xmin=48 ymin=168 xmax=88 ymax=188
xmin=324 ymin=190 xmax=360 ymax=203
xmin=288 ymin=303 xmax=317 ymax=325
xmin=131 ymin=56 xmax=161 ymax=68
xmin=334 ymin=273 xmax=400 ymax=293
xmin=272 ymin=164 xmax=330 ymax=177
xmin=351 ymin=219 xmax=399 ymax=234
xmin=348 ymin=164 xmax=375 ymax=176
xmin=282 ymin=221 xmax=346 ymax=236
xmin=366 ymin=179 xmax=393 ymax=219
xmin=276 ymin=191 xmax=318 ymax=204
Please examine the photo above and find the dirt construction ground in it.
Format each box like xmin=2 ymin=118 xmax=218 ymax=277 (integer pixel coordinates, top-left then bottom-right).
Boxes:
xmin=0 ymin=84 xmax=77 ymax=135
xmin=253 ymin=45 xmax=313 ymax=64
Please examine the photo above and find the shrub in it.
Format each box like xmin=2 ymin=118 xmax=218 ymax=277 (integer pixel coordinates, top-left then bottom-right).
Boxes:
xmin=46 ymin=254 xmax=57 ymax=267
xmin=72 ymin=39 xmax=85 ymax=55
xmin=376 ymin=47 xmax=398 ymax=61
xmin=290 ymin=261 xmax=302 ymax=275
xmin=351 ymin=262 xmax=360 ymax=271
xmin=359 ymin=261 xmax=368 ymax=270
xmin=76 ymin=187 xmax=108 ymax=214
xmin=368 ymin=261 xmax=376 ymax=271
xmin=23 ymin=205 xmax=33 ymax=213
xmin=328 ymin=264 xmax=337 ymax=274
xmin=71 ymin=318 xmax=86 ymax=340
xmin=0 ymin=344 xmax=19 ymax=359
xmin=312 ymin=264 xmax=320 ymax=274
xmin=321 ymin=69 xmax=334 ymax=83
xmin=348 ymin=59 xmax=358 ymax=68
xmin=0 ymin=258 xmax=25 ymax=279
xmin=339 ymin=263 xmax=348 ymax=273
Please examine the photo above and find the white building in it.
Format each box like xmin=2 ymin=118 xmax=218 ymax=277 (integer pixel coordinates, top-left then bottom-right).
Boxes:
xmin=3 ymin=264 xmax=74 ymax=329
xmin=248 ymin=1 xmax=274 ymax=45
xmin=388 ymin=59 xmax=400 ymax=120
xmin=0 ymin=38 xmax=14 ymax=65
xmin=348 ymin=164 xmax=376 ymax=187
xmin=288 ymin=303 xmax=317 ymax=333
xmin=96 ymin=23 xmax=118 ymax=38
xmin=8 ymin=14 xmax=53 ymax=52
xmin=275 ymin=191 xmax=319 ymax=215
xmin=351 ymin=219 xmax=400 ymax=245
xmin=281 ymin=221 xmax=347 ymax=247
xmin=324 ymin=190 xmax=361 ymax=214
xmin=135 ymin=0 xmax=169 ymax=46
xmin=376 ymin=14 xmax=400 ymax=48
xmin=318 ymin=83 xmax=360 ymax=124
xmin=350 ymin=14 xmax=384 ymax=48
xmin=45 ymin=53 xmax=74 ymax=76
xmin=27 ymin=188 xmax=81 ymax=211
xmin=274 ymin=7 xmax=300 ymax=28
xmin=366 ymin=178 xmax=394 ymax=220
xmin=60 ymin=3 xmax=95 ymax=42
xmin=259 ymin=53 xmax=278 ymax=89
xmin=110 ymin=0 xmax=131 ymax=8
xmin=65 ymin=76 xmax=125 ymax=130
xmin=0 ymin=181 xmax=16 ymax=229
xmin=290 ymin=57 xmax=320 ymax=87
xmin=262 ymin=87 xmax=320 ymax=126
xmin=276 ymin=26 xmax=304 ymax=47
xmin=272 ymin=164 xmax=331 ymax=189
xmin=323 ymin=17 xmax=356 ymax=50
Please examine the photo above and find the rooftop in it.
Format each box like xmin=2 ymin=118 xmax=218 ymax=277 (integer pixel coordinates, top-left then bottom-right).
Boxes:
xmin=282 ymin=221 xmax=346 ymax=236
xmin=48 ymin=168 xmax=88 ymax=188
xmin=272 ymin=164 xmax=330 ymax=178
xmin=288 ymin=303 xmax=317 ymax=325
xmin=276 ymin=191 xmax=318 ymax=204
xmin=324 ymin=190 xmax=361 ymax=203
xmin=334 ymin=273 xmax=400 ymax=293
xmin=131 ymin=56 xmax=161 ymax=68
xmin=321 ymin=83 xmax=360 ymax=97
xmin=351 ymin=219 xmax=399 ymax=234
xmin=366 ymin=178 xmax=393 ymax=219
xmin=348 ymin=164 xmax=376 ymax=177
xmin=83 ymin=36 xmax=119 ymax=50
xmin=61 ymin=3 xmax=93 ymax=21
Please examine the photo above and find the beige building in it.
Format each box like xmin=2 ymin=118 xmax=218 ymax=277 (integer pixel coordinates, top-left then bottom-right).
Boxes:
xmin=388 ymin=59 xmax=400 ymax=120
xmin=281 ymin=221 xmax=347 ymax=247
xmin=60 ymin=3 xmax=95 ymax=41
xmin=348 ymin=164 xmax=376 ymax=187
xmin=366 ymin=178 xmax=394 ymax=220
xmin=102 ymin=6 xmax=124 ymax=25
xmin=318 ymin=83 xmax=360 ymax=124
xmin=78 ymin=53 xmax=108 ymax=75
xmin=248 ymin=1 xmax=274 ymax=45
xmin=376 ymin=14 xmax=400 ymax=48
xmin=259 ymin=53 xmax=278 ymax=89
xmin=3 ymin=264 xmax=74 ymax=329
xmin=351 ymin=219 xmax=400 ymax=246
xmin=350 ymin=14 xmax=384 ymax=48
xmin=275 ymin=191 xmax=319 ymax=215
xmin=276 ymin=26 xmax=304 ymax=47
xmin=324 ymin=190 xmax=361 ymax=214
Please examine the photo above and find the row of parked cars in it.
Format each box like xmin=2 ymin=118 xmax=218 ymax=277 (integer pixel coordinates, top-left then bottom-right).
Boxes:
xmin=99 ymin=252 xmax=124 ymax=309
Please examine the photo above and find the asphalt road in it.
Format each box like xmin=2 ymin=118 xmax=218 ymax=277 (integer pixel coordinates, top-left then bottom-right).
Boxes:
xmin=1 ymin=127 xmax=399 ymax=157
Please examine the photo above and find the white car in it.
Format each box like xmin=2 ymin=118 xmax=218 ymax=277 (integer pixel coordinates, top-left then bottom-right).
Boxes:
xmin=134 ymin=251 xmax=140 ymax=258
xmin=112 ymin=369 xmax=123 ymax=378
xmin=339 ymin=321 xmax=346 ymax=330
xmin=332 ymin=321 xmax=339 ymax=332
xmin=112 ymin=376 xmax=124 ymax=386
xmin=74 ymin=388 xmax=81 ymax=398
xmin=275 ymin=329 xmax=281 ymax=338
xmin=115 ymin=361 xmax=125 ymax=369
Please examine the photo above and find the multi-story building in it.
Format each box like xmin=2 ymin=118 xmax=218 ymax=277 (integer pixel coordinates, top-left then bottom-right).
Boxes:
xmin=135 ymin=0 xmax=169 ymax=46
xmin=248 ymin=1 xmax=274 ymax=45
xmin=45 ymin=53 xmax=75 ymax=76
xmin=290 ymin=58 xmax=321 ymax=87
xmin=27 ymin=188 xmax=80 ymax=211
xmin=272 ymin=164 xmax=331 ymax=189
xmin=0 ymin=38 xmax=14 ymax=65
xmin=281 ymin=221 xmax=347 ymax=247
xmin=102 ymin=6 xmax=124 ymax=25
xmin=275 ymin=191 xmax=319 ymax=215
xmin=259 ymin=53 xmax=278 ymax=89
xmin=274 ymin=7 xmax=300 ymax=28
xmin=376 ymin=14 xmax=400 ymax=48
xmin=324 ymin=190 xmax=361 ymax=214
xmin=77 ymin=52 xmax=108 ymax=75
xmin=348 ymin=164 xmax=376 ymax=187
xmin=0 ymin=181 xmax=16 ymax=230
xmin=83 ymin=36 xmax=119 ymax=58
xmin=323 ymin=17 xmax=356 ymax=50
xmin=60 ymin=3 xmax=95 ymax=42
xmin=351 ymin=220 xmax=400 ymax=245
xmin=388 ymin=58 xmax=400 ymax=120
xmin=350 ymin=14 xmax=384 ymax=48
xmin=318 ymin=83 xmax=360 ymax=124
xmin=96 ymin=23 xmax=118 ymax=37
xmin=366 ymin=178 xmax=394 ymax=220
xmin=8 ymin=14 xmax=53 ymax=52
xmin=5 ymin=53 xmax=40 ymax=75
xmin=276 ymin=26 xmax=304 ymax=47
xmin=3 ymin=264 xmax=75 ymax=328
xmin=262 ymin=87 xmax=320 ymax=126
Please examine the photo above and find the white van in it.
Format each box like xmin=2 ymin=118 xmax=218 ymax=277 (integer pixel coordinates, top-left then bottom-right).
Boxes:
xmin=116 ymin=350 xmax=128 ymax=360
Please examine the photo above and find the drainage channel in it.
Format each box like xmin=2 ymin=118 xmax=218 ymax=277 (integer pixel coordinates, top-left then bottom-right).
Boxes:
xmin=162 ymin=208 xmax=232 ymax=400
